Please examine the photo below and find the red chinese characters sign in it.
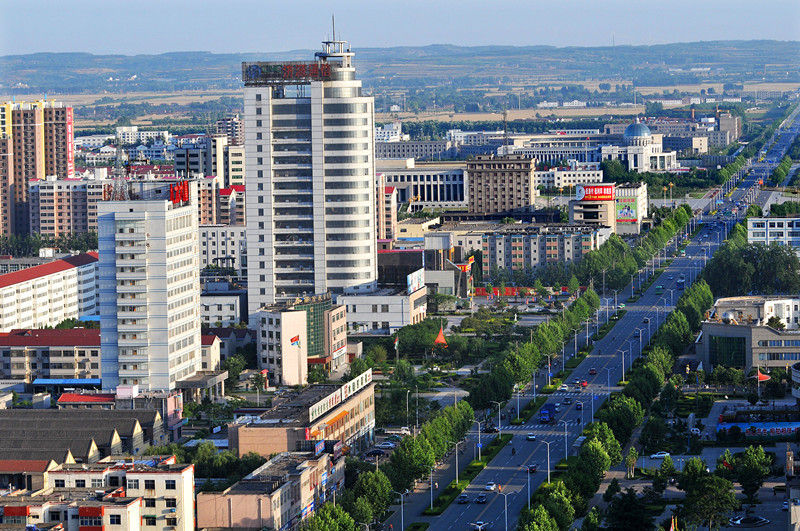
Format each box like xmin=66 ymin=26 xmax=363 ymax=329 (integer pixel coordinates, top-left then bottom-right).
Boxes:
xmin=243 ymin=62 xmax=333 ymax=86
xmin=576 ymin=184 xmax=614 ymax=202
xmin=170 ymin=181 xmax=189 ymax=204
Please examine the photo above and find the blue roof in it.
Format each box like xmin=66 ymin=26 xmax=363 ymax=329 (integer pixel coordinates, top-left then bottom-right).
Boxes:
xmin=32 ymin=378 xmax=102 ymax=385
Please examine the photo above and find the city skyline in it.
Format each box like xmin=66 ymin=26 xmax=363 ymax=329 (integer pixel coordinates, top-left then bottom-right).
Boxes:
xmin=1 ymin=0 xmax=798 ymax=56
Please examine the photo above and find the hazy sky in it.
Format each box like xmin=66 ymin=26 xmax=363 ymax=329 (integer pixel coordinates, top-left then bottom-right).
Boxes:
xmin=2 ymin=0 xmax=798 ymax=56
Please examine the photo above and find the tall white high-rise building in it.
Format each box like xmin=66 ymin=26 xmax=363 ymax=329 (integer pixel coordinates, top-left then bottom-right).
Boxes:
xmin=98 ymin=181 xmax=202 ymax=391
xmin=243 ymin=38 xmax=378 ymax=321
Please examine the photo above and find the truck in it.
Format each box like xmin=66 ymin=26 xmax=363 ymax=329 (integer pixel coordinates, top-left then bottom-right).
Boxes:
xmin=539 ymin=404 xmax=556 ymax=424
xmin=655 ymin=285 xmax=664 ymax=295
xmin=384 ymin=426 xmax=411 ymax=436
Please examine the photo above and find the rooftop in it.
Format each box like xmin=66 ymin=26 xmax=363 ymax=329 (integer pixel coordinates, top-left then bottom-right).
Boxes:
xmin=0 ymin=253 xmax=98 ymax=289
xmin=57 ymin=393 xmax=115 ymax=404
xmin=0 ymin=329 xmax=100 ymax=347
xmin=226 ymin=453 xmax=318 ymax=496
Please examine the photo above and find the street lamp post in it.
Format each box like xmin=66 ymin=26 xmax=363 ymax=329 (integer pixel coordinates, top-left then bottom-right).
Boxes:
xmin=520 ymin=465 xmax=532 ymax=510
xmin=545 ymin=355 xmax=552 ymax=387
xmin=542 ymin=440 xmax=554 ymax=484
xmin=406 ymin=390 xmax=410 ymax=427
xmin=559 ymin=419 xmax=569 ymax=458
xmin=499 ymin=491 xmax=516 ymax=531
xmin=447 ymin=440 xmax=459 ymax=486
xmin=392 ymin=490 xmax=405 ymax=531
xmin=604 ymin=367 xmax=613 ymax=393
xmin=430 ymin=466 xmax=434 ymax=510
xmin=626 ymin=339 xmax=635 ymax=366
xmin=667 ymin=289 xmax=675 ymax=307
xmin=490 ymin=401 xmax=502 ymax=437
xmin=416 ymin=386 xmax=419 ymax=430
xmin=612 ymin=289 xmax=619 ymax=310
xmin=516 ymin=386 xmax=521 ymax=420
xmin=474 ymin=420 xmax=484 ymax=461
xmin=617 ymin=349 xmax=627 ymax=382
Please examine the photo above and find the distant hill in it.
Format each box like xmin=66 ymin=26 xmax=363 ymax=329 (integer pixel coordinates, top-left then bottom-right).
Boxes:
xmin=1 ymin=40 xmax=798 ymax=94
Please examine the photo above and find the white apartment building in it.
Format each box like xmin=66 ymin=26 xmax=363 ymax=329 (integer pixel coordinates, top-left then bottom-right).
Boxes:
xmin=243 ymin=38 xmax=378 ymax=318
xmin=116 ymin=126 xmax=171 ymax=145
xmin=255 ymin=306 xmax=308 ymax=386
xmin=531 ymin=162 xmax=604 ymax=189
xmin=98 ymin=181 xmax=202 ymax=392
xmin=0 ymin=253 xmax=98 ymax=333
xmin=199 ymin=224 xmax=247 ymax=275
xmin=375 ymin=122 xmax=409 ymax=142
xmin=338 ymin=271 xmax=427 ymax=335
xmin=748 ymin=216 xmax=800 ymax=253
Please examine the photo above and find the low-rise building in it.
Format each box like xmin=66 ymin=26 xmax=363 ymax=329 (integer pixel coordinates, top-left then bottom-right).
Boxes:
xmin=747 ymin=216 xmax=800 ymax=253
xmin=228 ymin=370 xmax=375 ymax=457
xmin=200 ymin=224 xmax=247 ymax=276
xmin=0 ymin=328 xmax=101 ymax=383
xmin=614 ymin=182 xmax=649 ymax=235
xmin=197 ymin=451 xmax=344 ymax=531
xmin=376 ymin=140 xmax=457 ymax=160
xmin=376 ymin=159 xmax=467 ymax=210
xmin=0 ymin=253 xmax=98 ymax=333
xmin=338 ymin=274 xmax=427 ymax=335
xmin=700 ymin=296 xmax=800 ymax=374
xmin=568 ymin=183 xmax=617 ymax=233
xmin=201 ymin=281 xmax=247 ymax=327
xmin=396 ymin=217 xmax=441 ymax=239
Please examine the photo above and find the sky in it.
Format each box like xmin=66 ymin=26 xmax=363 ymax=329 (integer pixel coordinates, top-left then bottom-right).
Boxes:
xmin=1 ymin=0 xmax=798 ymax=56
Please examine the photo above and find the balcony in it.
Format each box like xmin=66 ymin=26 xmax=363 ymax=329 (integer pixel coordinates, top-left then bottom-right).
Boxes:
xmin=117 ymin=322 xmax=148 ymax=332
xmin=116 ymin=243 xmax=148 ymax=253
xmin=115 ymin=231 xmax=147 ymax=241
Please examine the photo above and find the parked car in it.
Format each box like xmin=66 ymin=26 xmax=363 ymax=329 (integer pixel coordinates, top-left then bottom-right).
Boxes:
xmin=650 ymin=451 xmax=670 ymax=459
xmin=457 ymin=494 xmax=470 ymax=504
xmin=475 ymin=494 xmax=488 ymax=504
xmin=367 ymin=449 xmax=385 ymax=457
xmin=526 ymin=433 xmax=537 ymax=441
xmin=386 ymin=434 xmax=404 ymax=442
xmin=376 ymin=442 xmax=396 ymax=450
xmin=485 ymin=481 xmax=497 ymax=491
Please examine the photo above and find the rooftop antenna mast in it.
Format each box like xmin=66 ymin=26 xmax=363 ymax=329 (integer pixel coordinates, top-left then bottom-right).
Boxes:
xmin=111 ymin=141 xmax=130 ymax=201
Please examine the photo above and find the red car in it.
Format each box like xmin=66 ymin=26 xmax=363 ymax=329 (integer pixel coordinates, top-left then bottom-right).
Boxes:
xmin=580 ymin=380 xmax=588 ymax=387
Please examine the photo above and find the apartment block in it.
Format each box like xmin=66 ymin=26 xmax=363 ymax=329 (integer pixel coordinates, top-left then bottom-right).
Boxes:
xmin=467 ymin=154 xmax=537 ymax=214
xmin=0 ymin=328 xmax=101 ymax=383
xmin=215 ymin=116 xmax=244 ymax=146
xmin=0 ymin=253 xmax=98 ymax=333
xmin=199 ymin=224 xmax=247 ymax=276
xmin=480 ymin=224 xmax=609 ymax=272
xmin=747 ymin=216 xmax=800 ymax=253
xmin=375 ymin=140 xmax=457 ymax=160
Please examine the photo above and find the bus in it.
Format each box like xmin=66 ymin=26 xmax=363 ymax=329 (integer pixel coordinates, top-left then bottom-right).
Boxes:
xmin=655 ymin=285 xmax=664 ymax=295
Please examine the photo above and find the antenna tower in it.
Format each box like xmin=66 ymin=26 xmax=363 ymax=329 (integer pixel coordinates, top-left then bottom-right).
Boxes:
xmin=111 ymin=142 xmax=130 ymax=201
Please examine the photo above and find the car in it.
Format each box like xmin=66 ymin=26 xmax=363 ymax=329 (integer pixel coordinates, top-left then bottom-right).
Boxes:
xmin=525 ymin=464 xmax=537 ymax=473
xmin=558 ymin=384 xmax=569 ymax=391
xmin=643 ymin=317 xmax=650 ymax=323
xmin=457 ymin=494 xmax=470 ymax=504
xmin=366 ymin=449 xmax=385 ymax=457
xmin=668 ymin=275 xmax=674 ymax=280
xmin=576 ymin=402 xmax=583 ymax=410
xmin=554 ymin=403 xmax=561 ymax=411
xmin=729 ymin=515 xmax=769 ymax=527
xmin=618 ymin=303 xmax=626 ymax=309
xmin=650 ymin=451 xmax=670 ymax=459
xmin=564 ymin=397 xmax=572 ymax=405
xmin=574 ymin=385 xmax=582 ymax=392
xmin=386 ymin=434 xmax=403 ymax=442
xmin=376 ymin=442 xmax=396 ymax=450
xmin=483 ymin=425 xmax=499 ymax=433
xmin=485 ymin=481 xmax=497 ymax=491
xmin=475 ymin=494 xmax=488 ymax=504
xmin=634 ymin=330 xmax=641 ymax=338
xmin=573 ymin=377 xmax=580 ymax=384
xmin=526 ymin=433 xmax=537 ymax=441
xmin=783 ymin=501 xmax=789 ymax=511
xmin=580 ymin=380 xmax=588 ymax=387
xmin=589 ymin=368 xmax=597 ymax=375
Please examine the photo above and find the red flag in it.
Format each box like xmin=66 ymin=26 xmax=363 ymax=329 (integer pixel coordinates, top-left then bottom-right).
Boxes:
xmin=722 ymin=460 xmax=733 ymax=470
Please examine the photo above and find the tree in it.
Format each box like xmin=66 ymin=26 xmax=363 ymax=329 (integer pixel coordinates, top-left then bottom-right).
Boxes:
xmin=581 ymin=507 xmax=602 ymax=531
xmin=625 ymin=447 xmax=639 ymax=479
xmin=585 ymin=422 xmax=622 ymax=465
xmin=250 ymin=372 xmax=266 ymax=392
xmin=682 ymin=475 xmax=738 ymax=530
xmin=352 ymin=470 xmax=392 ymax=518
xmin=568 ymin=439 xmax=610 ymax=498
xmin=767 ymin=315 xmax=786 ymax=330
xmin=346 ymin=358 xmax=370 ymax=381
xmin=603 ymin=477 xmax=621 ymax=502
xmin=221 ymin=354 xmax=246 ymax=388
xmin=351 ymin=496 xmax=373 ymax=526
xmin=678 ymin=457 xmax=710 ymax=494
xmin=541 ymin=482 xmax=575 ymax=531
xmin=519 ymin=504 xmax=559 ymax=531
xmin=302 ymin=503 xmax=356 ymax=531
xmin=368 ymin=344 xmax=388 ymax=364
xmin=606 ymin=487 xmax=654 ymax=531
xmin=308 ymin=365 xmax=326 ymax=384
xmin=737 ymin=445 xmax=771 ymax=505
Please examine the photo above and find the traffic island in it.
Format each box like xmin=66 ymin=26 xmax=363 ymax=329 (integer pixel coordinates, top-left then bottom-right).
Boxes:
xmin=422 ymin=433 xmax=512 ymax=515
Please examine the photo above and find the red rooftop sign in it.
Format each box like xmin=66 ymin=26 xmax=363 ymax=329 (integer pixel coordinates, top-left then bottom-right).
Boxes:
xmin=170 ymin=181 xmax=189 ymax=205
xmin=243 ymin=62 xmax=333 ymax=86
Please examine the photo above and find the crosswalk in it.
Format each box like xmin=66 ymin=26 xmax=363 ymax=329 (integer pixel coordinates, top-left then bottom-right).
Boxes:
xmin=500 ymin=419 xmax=584 ymax=429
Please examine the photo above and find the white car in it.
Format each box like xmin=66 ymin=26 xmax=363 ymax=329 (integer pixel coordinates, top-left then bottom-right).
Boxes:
xmin=558 ymin=384 xmax=569 ymax=391
xmin=526 ymin=433 xmax=536 ymax=441
xmin=650 ymin=451 xmax=670 ymax=459
xmin=485 ymin=481 xmax=496 ymax=491
xmin=376 ymin=442 xmax=396 ymax=450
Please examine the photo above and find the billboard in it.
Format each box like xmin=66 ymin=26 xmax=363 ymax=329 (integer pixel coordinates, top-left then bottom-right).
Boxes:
xmin=616 ymin=197 xmax=638 ymax=224
xmin=66 ymin=107 xmax=75 ymax=178
xmin=576 ymin=184 xmax=614 ymax=201
xmin=717 ymin=421 xmax=800 ymax=438
xmin=242 ymin=61 xmax=333 ymax=86
xmin=407 ymin=268 xmax=425 ymax=293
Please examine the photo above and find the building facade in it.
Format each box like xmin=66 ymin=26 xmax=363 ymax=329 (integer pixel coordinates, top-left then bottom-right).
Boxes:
xmin=377 ymin=159 xmax=467 ymax=210
xmin=0 ymin=329 xmax=101 ymax=383
xmin=467 ymin=154 xmax=537 ymax=214
xmin=243 ymin=38 xmax=378 ymax=316
xmin=568 ymin=183 xmax=617 ymax=233
xmin=0 ymin=253 xmax=98 ymax=333
xmin=747 ymin=216 xmax=800 ymax=253
xmin=199 ymin=224 xmax=247 ymax=275
xmin=98 ymin=181 xmax=202 ymax=392
xmin=614 ymin=182 xmax=649 ymax=235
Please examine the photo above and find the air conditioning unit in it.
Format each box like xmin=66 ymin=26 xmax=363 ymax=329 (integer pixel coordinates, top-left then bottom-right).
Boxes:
xmin=168 ymin=508 xmax=177 ymax=513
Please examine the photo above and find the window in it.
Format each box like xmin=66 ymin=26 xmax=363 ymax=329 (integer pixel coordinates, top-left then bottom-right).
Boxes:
xmin=165 ymin=498 xmax=177 ymax=508
xmin=145 ymin=498 xmax=156 ymax=508
xmin=49 ymin=511 xmax=61 ymax=521
xmin=144 ymin=517 xmax=157 ymax=527
xmin=109 ymin=476 xmax=120 ymax=487
xmin=80 ymin=517 xmax=102 ymax=527
xmin=54 ymin=479 xmax=65 ymax=488
xmin=91 ymin=479 xmax=104 ymax=488
xmin=127 ymin=479 xmax=139 ymax=489
xmin=167 ymin=518 xmax=178 ymax=526
xmin=144 ymin=479 xmax=155 ymax=490
xmin=110 ymin=514 xmax=121 ymax=525
xmin=75 ymin=479 xmax=86 ymax=488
